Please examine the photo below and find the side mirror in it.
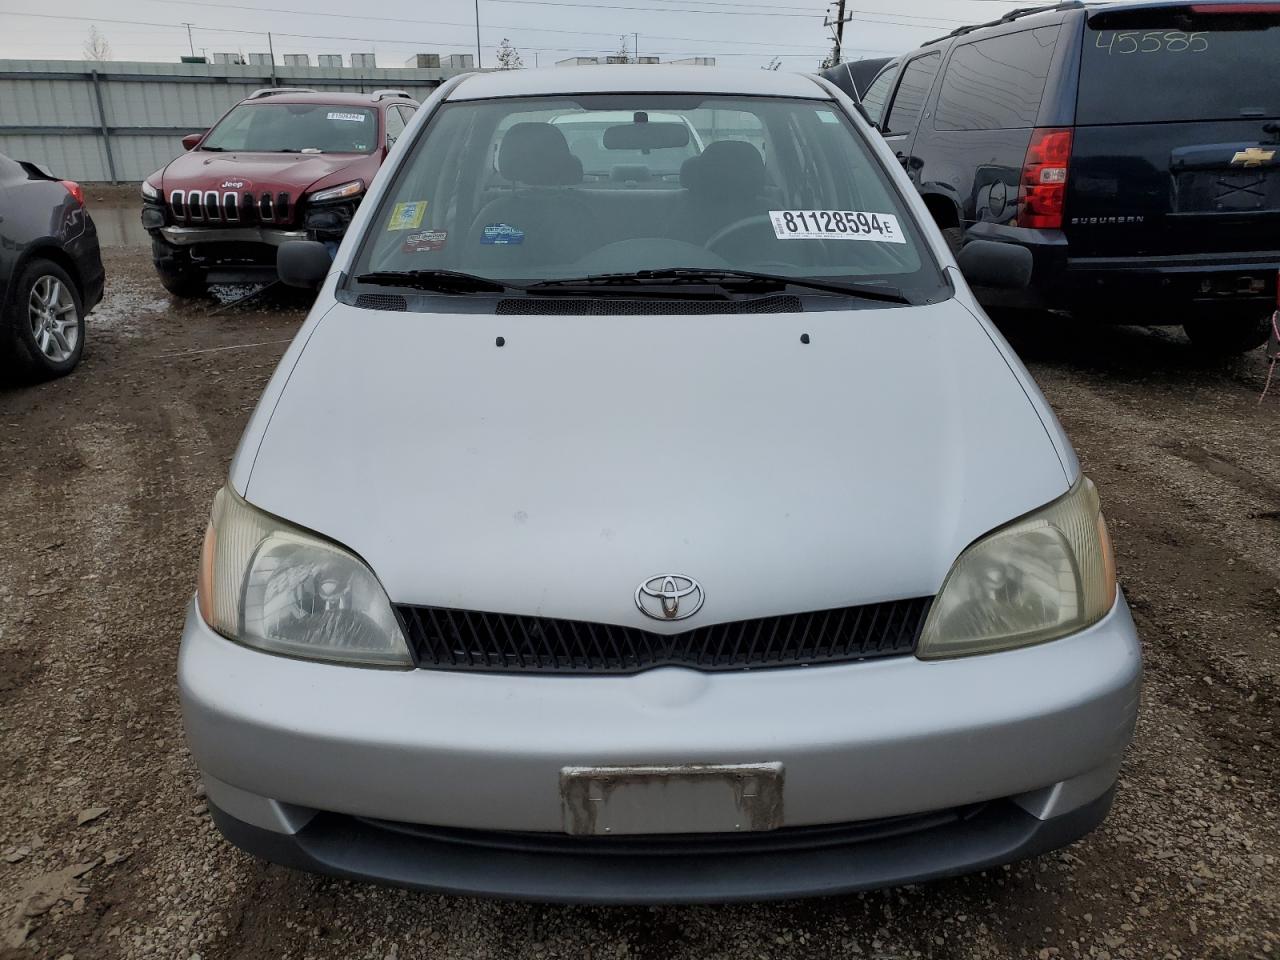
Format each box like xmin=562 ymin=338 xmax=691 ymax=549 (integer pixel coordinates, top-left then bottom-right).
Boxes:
xmin=277 ymin=240 xmax=332 ymax=289
xmin=955 ymin=239 xmax=1033 ymax=290
xmin=181 ymin=132 xmax=207 ymax=151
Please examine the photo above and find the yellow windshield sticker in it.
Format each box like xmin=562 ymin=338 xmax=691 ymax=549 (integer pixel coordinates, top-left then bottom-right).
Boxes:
xmin=387 ymin=201 xmax=427 ymax=231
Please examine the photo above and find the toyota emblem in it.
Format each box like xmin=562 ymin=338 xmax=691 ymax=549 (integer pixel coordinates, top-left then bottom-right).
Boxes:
xmin=635 ymin=574 xmax=704 ymax=621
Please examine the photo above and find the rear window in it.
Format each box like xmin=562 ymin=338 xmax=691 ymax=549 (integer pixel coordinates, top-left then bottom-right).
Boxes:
xmin=1078 ymin=8 xmax=1280 ymax=124
xmin=935 ymin=26 xmax=1060 ymax=130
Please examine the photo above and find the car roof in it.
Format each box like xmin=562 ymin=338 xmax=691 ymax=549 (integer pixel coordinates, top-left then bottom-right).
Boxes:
xmin=447 ymin=65 xmax=830 ymax=101
xmin=236 ymin=91 xmax=413 ymax=107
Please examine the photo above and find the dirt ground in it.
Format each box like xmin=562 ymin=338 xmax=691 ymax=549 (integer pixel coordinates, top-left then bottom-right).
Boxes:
xmin=0 ymin=203 xmax=1276 ymax=960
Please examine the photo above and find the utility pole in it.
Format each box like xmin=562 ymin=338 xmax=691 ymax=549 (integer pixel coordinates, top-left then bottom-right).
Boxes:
xmin=267 ymin=31 xmax=277 ymax=85
xmin=634 ymin=32 xmax=639 ymax=63
xmin=474 ymin=0 xmax=482 ymax=67
xmin=824 ymin=0 xmax=850 ymax=64
xmin=183 ymin=22 xmax=195 ymax=58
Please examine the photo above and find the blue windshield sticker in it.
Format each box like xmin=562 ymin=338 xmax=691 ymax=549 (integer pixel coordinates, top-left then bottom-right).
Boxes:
xmin=481 ymin=223 xmax=525 ymax=245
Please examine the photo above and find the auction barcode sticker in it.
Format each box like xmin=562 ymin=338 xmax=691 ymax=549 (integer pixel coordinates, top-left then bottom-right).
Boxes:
xmin=770 ymin=210 xmax=906 ymax=244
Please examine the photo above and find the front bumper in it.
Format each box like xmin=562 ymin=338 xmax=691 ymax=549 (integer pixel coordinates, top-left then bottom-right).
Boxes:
xmin=179 ymin=597 xmax=1141 ymax=901
xmin=157 ymin=225 xmax=308 ymax=248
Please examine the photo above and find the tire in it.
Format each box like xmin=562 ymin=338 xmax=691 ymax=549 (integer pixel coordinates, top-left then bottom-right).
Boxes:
xmin=1182 ymin=313 xmax=1270 ymax=355
xmin=155 ymin=266 xmax=208 ymax=298
xmin=151 ymin=237 xmax=207 ymax=299
xmin=1 ymin=258 xmax=85 ymax=381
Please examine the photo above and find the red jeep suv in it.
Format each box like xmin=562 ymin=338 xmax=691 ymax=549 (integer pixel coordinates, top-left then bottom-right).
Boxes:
xmin=140 ymin=88 xmax=418 ymax=297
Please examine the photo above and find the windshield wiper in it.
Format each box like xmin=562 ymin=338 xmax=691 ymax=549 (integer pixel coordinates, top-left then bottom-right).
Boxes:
xmin=199 ymin=146 xmax=226 ymax=152
xmin=526 ymin=268 xmax=910 ymax=303
xmin=354 ymin=269 xmax=517 ymax=294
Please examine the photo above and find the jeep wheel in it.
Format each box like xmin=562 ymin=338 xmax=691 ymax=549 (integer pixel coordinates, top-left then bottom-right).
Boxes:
xmin=151 ymin=237 xmax=207 ymax=299
xmin=1183 ymin=314 xmax=1270 ymax=355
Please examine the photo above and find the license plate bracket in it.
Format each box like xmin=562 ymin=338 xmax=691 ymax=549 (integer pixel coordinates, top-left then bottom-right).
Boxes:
xmin=560 ymin=763 xmax=784 ymax=836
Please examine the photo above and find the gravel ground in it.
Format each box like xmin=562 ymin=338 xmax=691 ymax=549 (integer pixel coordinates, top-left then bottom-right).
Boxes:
xmin=0 ymin=215 xmax=1276 ymax=960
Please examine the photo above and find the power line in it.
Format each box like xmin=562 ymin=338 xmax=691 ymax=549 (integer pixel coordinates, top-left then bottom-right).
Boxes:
xmin=103 ymin=0 xmax=836 ymax=50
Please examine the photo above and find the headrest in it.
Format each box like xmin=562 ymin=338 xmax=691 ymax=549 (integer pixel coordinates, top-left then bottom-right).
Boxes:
xmin=498 ymin=122 xmax=583 ymax=186
xmin=680 ymin=140 xmax=766 ymax=199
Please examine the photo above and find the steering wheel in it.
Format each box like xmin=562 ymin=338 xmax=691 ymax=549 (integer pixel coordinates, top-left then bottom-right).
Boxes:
xmin=704 ymin=214 xmax=774 ymax=255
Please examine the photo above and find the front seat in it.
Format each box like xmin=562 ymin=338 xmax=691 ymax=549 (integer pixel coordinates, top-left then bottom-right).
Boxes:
xmin=468 ymin=122 xmax=601 ymax=268
xmin=666 ymin=140 xmax=772 ymax=248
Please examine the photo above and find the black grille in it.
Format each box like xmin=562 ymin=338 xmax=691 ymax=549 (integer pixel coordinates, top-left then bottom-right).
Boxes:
xmin=495 ymin=295 xmax=803 ymax=315
xmin=355 ymin=293 xmax=409 ymax=311
xmin=396 ymin=598 xmax=930 ymax=674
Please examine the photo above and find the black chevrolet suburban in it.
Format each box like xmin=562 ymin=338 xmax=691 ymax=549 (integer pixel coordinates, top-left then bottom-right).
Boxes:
xmin=865 ymin=0 xmax=1279 ymax=353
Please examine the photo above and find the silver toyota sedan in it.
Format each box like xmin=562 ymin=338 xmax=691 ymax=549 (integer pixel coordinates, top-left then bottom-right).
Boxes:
xmin=179 ymin=65 xmax=1141 ymax=903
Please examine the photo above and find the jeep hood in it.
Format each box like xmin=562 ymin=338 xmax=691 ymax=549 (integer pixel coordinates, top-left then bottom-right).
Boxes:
xmin=159 ymin=150 xmax=369 ymax=196
xmin=238 ymin=299 xmax=1071 ymax=626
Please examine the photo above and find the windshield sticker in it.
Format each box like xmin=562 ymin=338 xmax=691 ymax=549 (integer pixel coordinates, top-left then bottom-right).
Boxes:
xmin=386 ymin=201 xmax=427 ymax=231
xmin=770 ymin=210 xmax=906 ymax=244
xmin=481 ymin=223 xmax=525 ymax=245
xmin=402 ymin=229 xmax=448 ymax=254
xmin=327 ymin=111 xmax=367 ymax=122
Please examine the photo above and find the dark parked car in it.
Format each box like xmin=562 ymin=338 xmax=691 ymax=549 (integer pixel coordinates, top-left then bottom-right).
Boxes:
xmin=141 ymin=88 xmax=418 ymax=297
xmin=865 ymin=0 xmax=1280 ymax=353
xmin=0 ymin=153 xmax=104 ymax=379
xmin=818 ymin=57 xmax=893 ymax=101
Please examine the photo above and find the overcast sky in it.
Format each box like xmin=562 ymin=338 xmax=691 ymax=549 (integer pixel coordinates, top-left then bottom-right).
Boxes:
xmin=3 ymin=0 xmax=1017 ymax=70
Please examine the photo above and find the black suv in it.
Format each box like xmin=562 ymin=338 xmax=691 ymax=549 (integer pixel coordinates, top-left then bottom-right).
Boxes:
xmin=863 ymin=0 xmax=1279 ymax=353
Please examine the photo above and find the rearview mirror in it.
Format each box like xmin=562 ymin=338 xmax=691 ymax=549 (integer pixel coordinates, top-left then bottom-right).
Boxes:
xmin=603 ymin=121 xmax=690 ymax=151
xmin=277 ymin=240 xmax=332 ymax=289
xmin=955 ymin=239 xmax=1033 ymax=290
xmin=181 ymin=131 xmax=207 ymax=151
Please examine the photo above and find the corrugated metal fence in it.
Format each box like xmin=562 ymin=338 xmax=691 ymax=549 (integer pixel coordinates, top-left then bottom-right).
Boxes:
xmin=0 ymin=60 xmax=468 ymax=183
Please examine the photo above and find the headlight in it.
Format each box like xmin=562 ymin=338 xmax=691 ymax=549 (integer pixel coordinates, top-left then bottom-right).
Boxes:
xmin=197 ymin=487 xmax=411 ymax=667
xmin=308 ymin=179 xmax=364 ymax=204
xmin=917 ymin=477 xmax=1117 ymax=659
xmin=141 ymin=180 xmax=160 ymax=201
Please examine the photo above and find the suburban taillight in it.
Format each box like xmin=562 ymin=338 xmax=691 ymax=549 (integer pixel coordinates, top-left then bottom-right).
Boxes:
xmin=60 ymin=180 xmax=85 ymax=206
xmin=1016 ymin=128 xmax=1072 ymax=230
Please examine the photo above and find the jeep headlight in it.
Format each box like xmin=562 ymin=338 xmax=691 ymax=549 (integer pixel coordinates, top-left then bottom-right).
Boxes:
xmin=308 ymin=179 xmax=364 ymax=203
xmin=197 ymin=487 xmax=411 ymax=667
xmin=917 ymin=477 xmax=1117 ymax=659
xmin=141 ymin=180 xmax=160 ymax=201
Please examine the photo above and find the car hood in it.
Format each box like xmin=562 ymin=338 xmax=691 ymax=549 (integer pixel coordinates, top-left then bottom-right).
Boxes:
xmin=241 ymin=299 xmax=1071 ymax=626
xmin=159 ymin=150 xmax=368 ymax=196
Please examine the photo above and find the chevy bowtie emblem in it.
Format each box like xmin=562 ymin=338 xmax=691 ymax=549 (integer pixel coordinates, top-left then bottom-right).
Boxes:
xmin=1230 ymin=147 xmax=1275 ymax=168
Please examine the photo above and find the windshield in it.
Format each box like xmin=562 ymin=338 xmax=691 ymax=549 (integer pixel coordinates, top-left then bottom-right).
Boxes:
xmin=202 ymin=103 xmax=378 ymax=153
xmin=351 ymin=94 xmax=944 ymax=301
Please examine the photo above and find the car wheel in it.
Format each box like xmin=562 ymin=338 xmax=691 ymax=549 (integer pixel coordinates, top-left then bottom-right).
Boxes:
xmin=1182 ymin=314 xmax=1271 ymax=355
xmin=152 ymin=237 xmax=207 ymax=298
xmin=2 ymin=258 xmax=85 ymax=380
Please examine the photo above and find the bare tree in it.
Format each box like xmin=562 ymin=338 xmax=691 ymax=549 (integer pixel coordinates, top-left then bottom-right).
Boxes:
xmin=83 ymin=26 xmax=111 ymax=62
xmin=763 ymin=56 xmax=782 ymax=71
xmin=495 ymin=38 xmax=524 ymax=69
xmin=615 ymin=35 xmax=632 ymax=63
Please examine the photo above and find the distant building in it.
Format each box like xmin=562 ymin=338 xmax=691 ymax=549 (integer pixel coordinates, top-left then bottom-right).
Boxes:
xmin=317 ymin=54 xmax=342 ymax=67
xmin=444 ymin=53 xmax=474 ymax=69
xmin=211 ymin=53 xmax=244 ymax=65
xmin=556 ymin=56 xmax=599 ymax=66
xmin=669 ymin=56 xmax=715 ymax=66
xmin=405 ymin=53 xmax=441 ymax=68
xmin=283 ymin=54 xmax=310 ymax=66
xmin=179 ymin=55 xmax=207 ymax=64
xmin=637 ymin=56 xmax=660 ymax=64
xmin=247 ymin=53 xmax=273 ymax=66
xmin=350 ymin=53 xmax=376 ymax=68
xmin=605 ymin=55 xmax=629 ymax=64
